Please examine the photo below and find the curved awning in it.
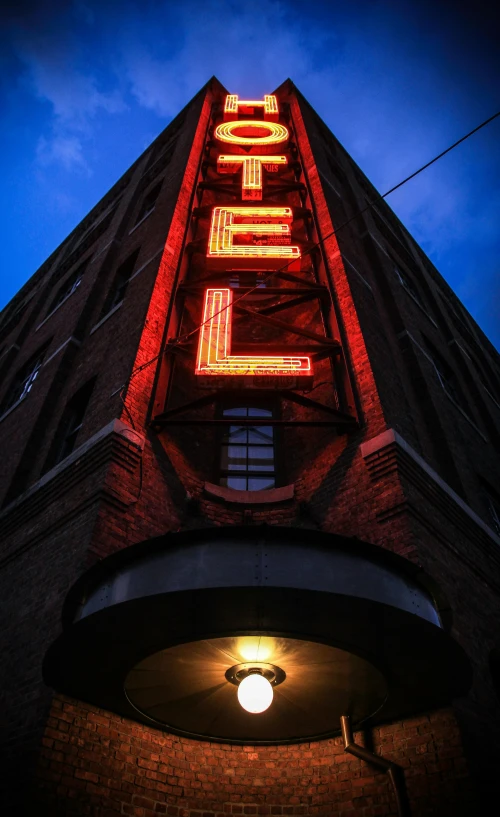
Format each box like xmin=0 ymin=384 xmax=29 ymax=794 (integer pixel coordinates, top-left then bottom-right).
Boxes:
xmin=44 ymin=526 xmax=471 ymax=744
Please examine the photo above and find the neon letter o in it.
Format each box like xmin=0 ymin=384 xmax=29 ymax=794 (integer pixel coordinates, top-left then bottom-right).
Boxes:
xmin=214 ymin=120 xmax=289 ymax=146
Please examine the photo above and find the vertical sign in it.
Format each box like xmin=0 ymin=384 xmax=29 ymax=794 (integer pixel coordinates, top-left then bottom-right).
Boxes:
xmin=196 ymin=94 xmax=312 ymax=380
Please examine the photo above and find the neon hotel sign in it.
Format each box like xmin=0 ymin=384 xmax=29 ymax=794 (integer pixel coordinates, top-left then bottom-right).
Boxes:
xmin=195 ymin=94 xmax=311 ymax=379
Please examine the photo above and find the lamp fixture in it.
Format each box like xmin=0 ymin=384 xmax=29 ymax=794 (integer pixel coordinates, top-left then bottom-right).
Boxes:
xmin=45 ymin=527 xmax=472 ymax=744
xmin=225 ymin=661 xmax=286 ymax=714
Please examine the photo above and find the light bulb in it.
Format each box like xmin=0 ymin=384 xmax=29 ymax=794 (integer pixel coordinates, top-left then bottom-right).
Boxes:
xmin=237 ymin=673 xmax=273 ymax=714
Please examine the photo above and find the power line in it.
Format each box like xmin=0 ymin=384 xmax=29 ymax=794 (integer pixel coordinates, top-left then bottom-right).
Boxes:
xmin=119 ymin=107 xmax=500 ymax=394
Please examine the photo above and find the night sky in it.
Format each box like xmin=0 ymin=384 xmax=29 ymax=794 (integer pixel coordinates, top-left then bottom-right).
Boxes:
xmin=1 ymin=0 xmax=499 ymax=348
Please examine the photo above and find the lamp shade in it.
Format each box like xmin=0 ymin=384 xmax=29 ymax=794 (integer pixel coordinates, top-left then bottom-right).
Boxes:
xmin=44 ymin=526 xmax=472 ymax=744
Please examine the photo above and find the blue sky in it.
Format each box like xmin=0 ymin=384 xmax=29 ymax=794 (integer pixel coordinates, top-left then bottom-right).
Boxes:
xmin=1 ymin=0 xmax=499 ymax=348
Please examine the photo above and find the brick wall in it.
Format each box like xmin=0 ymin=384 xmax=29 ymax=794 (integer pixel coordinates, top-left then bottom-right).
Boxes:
xmin=34 ymin=697 xmax=474 ymax=817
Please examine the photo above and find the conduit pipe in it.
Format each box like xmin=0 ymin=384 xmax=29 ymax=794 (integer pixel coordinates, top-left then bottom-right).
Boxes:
xmin=340 ymin=715 xmax=411 ymax=817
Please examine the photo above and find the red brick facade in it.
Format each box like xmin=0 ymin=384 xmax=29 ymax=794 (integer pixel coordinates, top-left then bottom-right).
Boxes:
xmin=37 ymin=698 xmax=472 ymax=817
xmin=1 ymin=78 xmax=499 ymax=816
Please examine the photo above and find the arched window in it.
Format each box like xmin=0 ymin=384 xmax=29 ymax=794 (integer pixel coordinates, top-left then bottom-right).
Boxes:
xmin=219 ymin=405 xmax=277 ymax=491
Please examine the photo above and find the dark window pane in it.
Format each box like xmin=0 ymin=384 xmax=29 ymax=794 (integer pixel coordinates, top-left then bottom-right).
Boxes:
xmin=19 ymin=362 xmax=42 ymax=400
xmin=3 ymin=350 xmax=47 ymax=412
xmin=59 ymin=424 xmax=82 ymax=461
xmin=425 ymin=341 xmax=465 ymax=409
xmin=136 ymin=182 xmax=162 ymax=224
xmin=47 ymin=260 xmax=89 ymax=316
xmin=45 ymin=377 xmax=96 ymax=471
xmin=248 ymin=477 xmax=275 ymax=491
xmin=102 ymin=250 xmax=140 ymax=317
xmin=110 ymin=276 xmax=128 ymax=308
xmin=395 ymin=266 xmax=422 ymax=305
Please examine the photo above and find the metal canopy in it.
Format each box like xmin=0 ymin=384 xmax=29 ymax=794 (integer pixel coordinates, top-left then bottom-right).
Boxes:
xmin=44 ymin=526 xmax=472 ymax=745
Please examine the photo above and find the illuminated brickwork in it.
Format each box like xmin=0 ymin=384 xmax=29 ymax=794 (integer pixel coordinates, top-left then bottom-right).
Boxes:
xmin=36 ymin=697 xmax=472 ymax=817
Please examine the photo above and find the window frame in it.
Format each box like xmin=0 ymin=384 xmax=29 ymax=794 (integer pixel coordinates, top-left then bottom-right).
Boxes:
xmin=215 ymin=396 xmax=282 ymax=491
xmin=394 ymin=264 xmax=424 ymax=307
xmin=424 ymin=340 xmax=466 ymax=409
xmin=46 ymin=261 xmax=87 ymax=317
xmin=1 ymin=345 xmax=48 ymax=414
xmin=100 ymin=248 xmax=140 ymax=318
xmin=134 ymin=181 xmax=163 ymax=226
xmin=43 ymin=378 xmax=96 ymax=472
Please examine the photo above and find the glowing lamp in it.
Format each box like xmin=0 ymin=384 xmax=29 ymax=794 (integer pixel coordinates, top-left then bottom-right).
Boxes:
xmin=237 ymin=672 xmax=273 ymax=714
xmin=226 ymin=660 xmax=286 ymax=716
xmin=215 ymin=120 xmax=289 ymax=147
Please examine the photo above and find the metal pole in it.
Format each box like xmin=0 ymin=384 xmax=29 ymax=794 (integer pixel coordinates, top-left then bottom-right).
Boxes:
xmin=340 ymin=715 xmax=411 ymax=817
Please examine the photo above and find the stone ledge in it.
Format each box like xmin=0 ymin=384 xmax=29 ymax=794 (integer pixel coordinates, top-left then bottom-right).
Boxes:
xmin=361 ymin=427 xmax=500 ymax=549
xmin=204 ymin=481 xmax=294 ymax=505
xmin=0 ymin=419 xmax=145 ymax=538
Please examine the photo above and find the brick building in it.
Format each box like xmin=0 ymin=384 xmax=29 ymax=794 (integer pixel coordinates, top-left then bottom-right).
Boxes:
xmin=1 ymin=77 xmax=499 ymax=816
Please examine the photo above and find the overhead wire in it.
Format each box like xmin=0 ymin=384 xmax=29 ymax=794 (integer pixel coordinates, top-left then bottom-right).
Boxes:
xmin=117 ymin=107 xmax=500 ymax=399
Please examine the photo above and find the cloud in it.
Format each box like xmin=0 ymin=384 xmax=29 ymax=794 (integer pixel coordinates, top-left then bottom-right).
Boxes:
xmin=36 ymin=133 xmax=88 ymax=171
xmin=124 ymin=51 xmax=182 ymax=118
xmin=24 ymin=50 xmax=125 ymax=127
xmin=5 ymin=2 xmax=127 ymax=170
xmin=119 ymin=0 xmax=336 ymax=117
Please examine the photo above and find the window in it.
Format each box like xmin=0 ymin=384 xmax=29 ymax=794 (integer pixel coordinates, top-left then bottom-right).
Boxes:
xmin=144 ymin=144 xmax=175 ymax=181
xmin=394 ymin=265 xmax=424 ymax=307
xmin=444 ymin=297 xmax=475 ymax=343
xmin=47 ymin=261 xmax=87 ymax=315
xmin=228 ymin=272 xmax=267 ymax=289
xmin=425 ymin=341 xmax=464 ymax=408
xmin=135 ymin=182 xmax=162 ymax=225
xmin=101 ymin=249 xmax=140 ymax=316
xmin=74 ymin=203 xmax=118 ymax=250
xmin=371 ymin=207 xmax=413 ymax=264
xmin=46 ymin=378 xmax=96 ymax=468
xmin=1 ymin=347 xmax=47 ymax=413
xmin=219 ymin=406 xmax=277 ymax=491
